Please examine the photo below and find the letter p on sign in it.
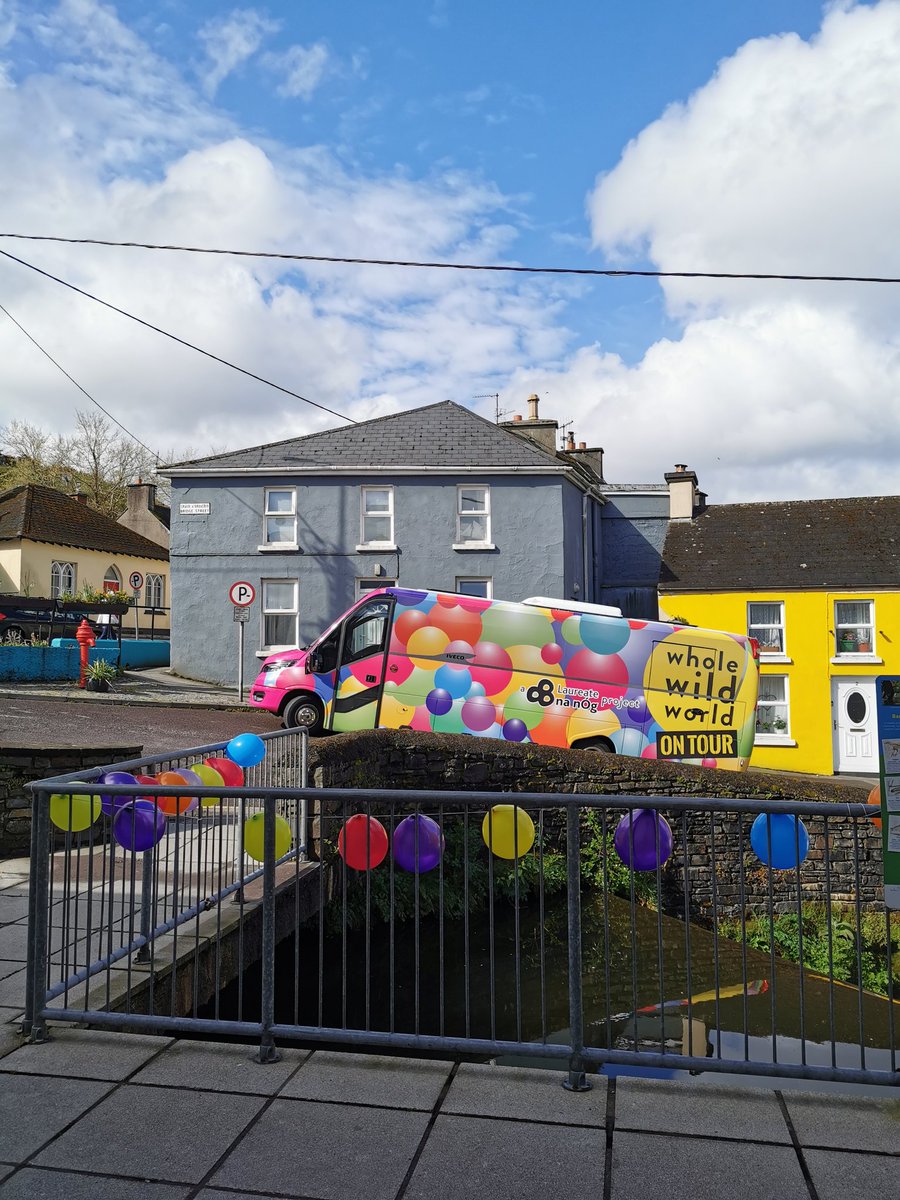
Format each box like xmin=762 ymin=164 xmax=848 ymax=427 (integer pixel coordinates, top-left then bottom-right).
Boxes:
xmin=229 ymin=581 xmax=256 ymax=607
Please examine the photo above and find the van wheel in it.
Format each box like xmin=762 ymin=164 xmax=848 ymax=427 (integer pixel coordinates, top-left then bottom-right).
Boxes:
xmin=282 ymin=694 xmax=323 ymax=735
xmin=574 ymin=737 xmax=615 ymax=754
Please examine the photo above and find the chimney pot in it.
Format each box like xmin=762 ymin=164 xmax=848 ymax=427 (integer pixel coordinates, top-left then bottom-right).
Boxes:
xmin=513 ymin=414 xmax=522 ymax=423
xmin=578 ymin=441 xmax=586 ymax=450
xmin=675 ymin=463 xmax=688 ymax=473
xmin=566 ymin=432 xmax=575 ymax=450
xmin=527 ymin=393 xmax=540 ymax=421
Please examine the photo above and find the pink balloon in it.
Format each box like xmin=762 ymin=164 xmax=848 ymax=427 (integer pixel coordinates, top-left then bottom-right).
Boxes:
xmin=541 ymin=642 xmax=564 ymax=665
xmin=462 ymin=695 xmax=497 ymax=732
xmin=469 ymin=642 xmax=513 ymax=695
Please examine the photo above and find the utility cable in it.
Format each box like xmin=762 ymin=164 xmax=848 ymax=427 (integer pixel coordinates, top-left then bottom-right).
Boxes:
xmin=0 ymin=232 xmax=899 ymax=285
xmin=0 ymin=249 xmax=357 ymax=426
xmin=0 ymin=300 xmax=160 ymax=458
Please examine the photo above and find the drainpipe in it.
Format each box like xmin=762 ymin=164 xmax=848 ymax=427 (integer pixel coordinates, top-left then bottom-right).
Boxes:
xmin=582 ymin=494 xmax=589 ymax=603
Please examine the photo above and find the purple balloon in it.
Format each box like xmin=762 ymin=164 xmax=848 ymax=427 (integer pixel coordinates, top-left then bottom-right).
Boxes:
xmin=112 ymin=800 xmax=166 ymax=853
xmin=393 ymin=814 xmax=443 ymax=873
xmin=613 ymin=809 xmax=673 ymax=871
xmin=425 ymin=688 xmax=453 ymax=716
xmin=462 ymin=695 xmax=497 ymax=732
xmin=99 ymin=771 xmax=138 ymax=817
xmin=502 ymin=718 xmax=528 ymax=742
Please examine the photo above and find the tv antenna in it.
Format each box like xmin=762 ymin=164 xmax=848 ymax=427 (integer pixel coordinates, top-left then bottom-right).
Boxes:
xmin=474 ymin=392 xmax=513 ymax=423
xmin=559 ymin=419 xmax=574 ymax=449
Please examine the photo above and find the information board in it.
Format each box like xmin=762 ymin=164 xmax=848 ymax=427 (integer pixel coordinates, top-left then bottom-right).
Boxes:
xmin=875 ymin=675 xmax=900 ymax=909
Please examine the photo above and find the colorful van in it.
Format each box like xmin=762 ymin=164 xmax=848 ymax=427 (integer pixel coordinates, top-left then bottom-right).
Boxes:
xmin=249 ymin=587 xmax=760 ymax=770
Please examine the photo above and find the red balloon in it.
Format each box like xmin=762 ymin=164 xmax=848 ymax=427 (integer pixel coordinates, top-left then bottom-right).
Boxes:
xmin=468 ymin=641 xmax=513 ymax=696
xmin=339 ymin=814 xmax=389 ymax=870
xmin=395 ymin=609 xmax=430 ymax=644
xmin=540 ymin=642 xmax=564 ymax=665
xmin=456 ymin=595 xmax=491 ymax=613
xmin=566 ymin=649 xmax=629 ymax=699
xmin=428 ymin=604 xmax=483 ymax=646
xmin=551 ymin=608 xmax=571 ymax=622
xmin=133 ymin=773 xmax=159 ymax=802
xmin=437 ymin=593 xmax=461 ymax=608
xmin=205 ymin=757 xmax=244 ymax=788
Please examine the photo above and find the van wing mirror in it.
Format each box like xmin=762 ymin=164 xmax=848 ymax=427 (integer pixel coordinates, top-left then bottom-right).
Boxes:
xmin=306 ymin=650 xmax=320 ymax=674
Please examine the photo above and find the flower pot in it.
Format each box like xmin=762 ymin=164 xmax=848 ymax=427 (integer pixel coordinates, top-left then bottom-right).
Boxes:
xmin=857 ymin=641 xmax=871 ymax=653
xmin=86 ymin=677 xmax=111 ymax=693
xmin=839 ymin=639 xmax=855 ymax=653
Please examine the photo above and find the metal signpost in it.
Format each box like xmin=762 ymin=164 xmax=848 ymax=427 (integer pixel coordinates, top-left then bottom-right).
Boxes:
xmin=129 ymin=572 xmax=143 ymax=640
xmin=229 ymin=581 xmax=256 ymax=702
xmin=875 ymin=675 xmax=900 ymax=909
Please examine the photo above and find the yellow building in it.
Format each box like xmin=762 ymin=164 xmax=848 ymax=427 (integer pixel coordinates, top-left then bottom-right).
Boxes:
xmin=0 ymin=484 xmax=169 ymax=635
xmin=659 ymin=469 xmax=899 ymax=777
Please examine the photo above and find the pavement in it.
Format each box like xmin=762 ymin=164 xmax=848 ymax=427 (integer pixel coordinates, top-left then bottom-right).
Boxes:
xmin=0 ymin=666 xmax=254 ymax=710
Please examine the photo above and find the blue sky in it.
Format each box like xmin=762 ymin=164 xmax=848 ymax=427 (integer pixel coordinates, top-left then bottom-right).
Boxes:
xmin=1 ymin=0 xmax=898 ymax=501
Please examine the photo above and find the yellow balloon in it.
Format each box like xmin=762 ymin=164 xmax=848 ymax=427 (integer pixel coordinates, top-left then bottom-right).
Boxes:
xmin=49 ymin=786 xmax=101 ymax=832
xmin=406 ymin=625 xmax=449 ymax=666
xmin=243 ymin=812 xmax=292 ymax=862
xmin=188 ymin=762 xmax=225 ymax=806
xmin=482 ymin=805 xmax=535 ymax=860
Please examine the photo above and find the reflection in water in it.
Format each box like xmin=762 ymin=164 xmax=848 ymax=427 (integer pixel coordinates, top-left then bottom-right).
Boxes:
xmin=244 ymin=891 xmax=896 ymax=1077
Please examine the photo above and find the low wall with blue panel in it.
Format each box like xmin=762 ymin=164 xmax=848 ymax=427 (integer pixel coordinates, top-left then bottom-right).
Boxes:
xmin=0 ymin=641 xmax=170 ymax=681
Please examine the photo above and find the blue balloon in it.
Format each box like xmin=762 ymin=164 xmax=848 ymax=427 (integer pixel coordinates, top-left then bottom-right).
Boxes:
xmin=425 ymin=688 xmax=453 ymax=716
xmin=750 ymin=812 xmax=809 ymax=870
xmin=226 ymin=733 xmax=266 ymax=768
xmin=502 ymin=718 xmax=528 ymax=742
xmin=434 ymin=664 xmax=471 ymax=698
xmin=580 ymin=617 xmax=631 ymax=656
xmin=99 ymin=771 xmax=138 ymax=817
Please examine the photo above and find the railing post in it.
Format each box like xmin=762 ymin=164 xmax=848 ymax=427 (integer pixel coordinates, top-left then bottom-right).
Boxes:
xmin=134 ymin=847 xmax=154 ymax=963
xmin=255 ymin=794 xmax=281 ymax=1063
xmin=299 ymin=729 xmax=308 ymax=860
xmin=564 ymin=802 xmax=591 ymax=1091
xmin=26 ymin=788 xmax=52 ymax=1043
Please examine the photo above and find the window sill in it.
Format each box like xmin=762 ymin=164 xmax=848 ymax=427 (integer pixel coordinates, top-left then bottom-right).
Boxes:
xmin=356 ymin=544 xmax=398 ymax=552
xmin=754 ymin=735 xmax=797 ymax=747
xmin=452 ymin=542 xmax=497 ymax=551
xmin=760 ymin=653 xmax=791 ymax=664
xmin=830 ymin=654 xmax=883 ymax=664
xmin=257 ymin=544 xmax=300 ymax=552
xmin=257 ymin=646 xmax=295 ymax=657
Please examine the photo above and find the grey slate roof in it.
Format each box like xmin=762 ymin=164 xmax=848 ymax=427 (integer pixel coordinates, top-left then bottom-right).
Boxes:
xmin=166 ymin=401 xmax=567 ymax=473
xmin=660 ymin=496 xmax=900 ymax=592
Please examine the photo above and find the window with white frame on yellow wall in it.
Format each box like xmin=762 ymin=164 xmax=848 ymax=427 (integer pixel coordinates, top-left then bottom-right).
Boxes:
xmin=756 ymin=675 xmax=790 ymax=739
xmin=747 ymin=601 xmax=785 ymax=655
xmin=834 ymin=600 xmax=874 ymax=655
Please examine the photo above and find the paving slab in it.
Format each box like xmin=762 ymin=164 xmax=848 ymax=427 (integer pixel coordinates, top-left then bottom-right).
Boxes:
xmin=280 ymin=1049 xmax=451 ymax=1110
xmin=804 ymin=1147 xmax=900 ymax=1200
xmin=0 ymin=970 xmax=24 ymax=1008
xmin=614 ymin=1077 xmax=792 ymax=1143
xmin=210 ymin=1097 xmax=430 ymax=1200
xmin=0 ymin=1167 xmax=191 ymax=1199
xmin=610 ymin=1130 xmax=807 ymax=1200
xmin=132 ymin=1039 xmax=309 ymax=1094
xmin=0 ymin=926 xmax=29 ymax=963
xmin=1 ymin=1028 xmax=173 ymax=1081
xmin=784 ymin=1090 xmax=900 ymax=1153
xmin=404 ymin=1112 xmax=604 ymax=1200
xmin=0 ymin=1074 xmax=114 ymax=1162
xmin=0 ymin=960 xmax=23 ymax=984
xmin=0 ymin=897 xmax=30 ymax=925
xmin=33 ymin=1083 xmax=265 ymax=1184
xmin=443 ymin=1062 xmax=607 ymax=1126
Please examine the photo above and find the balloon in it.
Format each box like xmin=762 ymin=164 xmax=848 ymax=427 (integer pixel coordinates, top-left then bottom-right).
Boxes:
xmin=188 ymin=762 xmax=225 ymax=806
xmin=502 ymin=718 xmax=528 ymax=742
xmin=204 ymin=757 xmax=244 ymax=788
xmin=394 ymin=609 xmax=430 ymax=643
xmin=482 ymin=805 xmax=535 ymax=859
xmin=614 ymin=810 xmax=673 ymax=871
xmin=580 ymin=617 xmax=631 ymax=656
xmin=867 ymin=785 xmax=882 ymax=829
xmin=155 ymin=771 xmax=198 ymax=816
xmin=461 ymin=695 xmax=498 ymax=732
xmin=434 ymin=663 xmax=471 ymax=698
xmin=425 ymin=688 xmax=453 ymax=716
xmin=540 ymin=642 xmax=564 ymax=665
xmin=393 ymin=814 xmax=443 ymax=872
xmin=750 ymin=813 xmax=809 ymax=870
xmin=338 ymin=813 xmax=389 ymax=870
xmin=49 ymin=785 xmax=100 ymax=832
xmin=133 ymin=773 xmax=159 ymax=798
xmin=226 ymin=732 xmax=266 ymax=768
xmin=112 ymin=800 xmax=166 ymax=852
xmin=98 ymin=771 xmax=138 ymax=817
xmin=468 ymin=642 xmax=513 ymax=695
xmin=243 ymin=812 xmax=292 ymax=862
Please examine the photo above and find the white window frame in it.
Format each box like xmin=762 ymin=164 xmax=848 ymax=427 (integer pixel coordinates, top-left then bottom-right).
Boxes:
xmin=456 ymin=576 xmax=493 ymax=599
xmin=261 ymin=487 xmax=298 ymax=550
xmin=833 ymin=599 xmax=878 ymax=660
xmin=145 ymin=573 xmax=165 ymax=610
xmin=358 ymin=486 xmax=396 ymax=549
xmin=261 ymin=578 xmax=299 ymax=651
xmin=755 ymin=674 xmax=793 ymax=745
xmin=748 ymin=600 xmax=786 ymax=659
xmin=103 ymin=565 xmax=122 ymax=593
xmin=453 ymin=484 xmax=493 ymax=549
xmin=50 ymin=561 xmax=76 ymax=598
xmin=356 ymin=577 xmax=396 ymax=598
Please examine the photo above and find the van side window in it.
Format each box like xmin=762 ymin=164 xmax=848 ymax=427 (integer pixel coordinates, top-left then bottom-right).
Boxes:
xmin=343 ymin=599 xmax=391 ymax=663
xmin=315 ymin=630 xmax=339 ymax=673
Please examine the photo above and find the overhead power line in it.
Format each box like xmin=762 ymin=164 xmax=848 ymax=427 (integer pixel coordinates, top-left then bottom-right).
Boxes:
xmin=0 ymin=300 xmax=160 ymax=459
xmin=0 ymin=232 xmax=899 ymax=284
xmin=0 ymin=249 xmax=357 ymax=426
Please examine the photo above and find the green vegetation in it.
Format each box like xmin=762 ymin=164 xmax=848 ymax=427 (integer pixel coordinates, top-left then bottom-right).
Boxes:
xmin=718 ymin=905 xmax=900 ymax=998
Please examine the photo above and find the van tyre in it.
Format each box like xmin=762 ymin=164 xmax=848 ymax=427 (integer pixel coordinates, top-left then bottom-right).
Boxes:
xmin=282 ymin=694 xmax=323 ymax=735
xmin=574 ymin=737 xmax=615 ymax=754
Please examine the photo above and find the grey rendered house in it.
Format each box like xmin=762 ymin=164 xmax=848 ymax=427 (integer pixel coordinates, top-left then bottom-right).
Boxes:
xmin=164 ymin=399 xmax=619 ymax=685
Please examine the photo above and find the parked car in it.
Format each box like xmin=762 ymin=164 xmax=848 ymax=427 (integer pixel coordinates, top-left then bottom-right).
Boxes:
xmin=0 ymin=603 xmax=102 ymax=643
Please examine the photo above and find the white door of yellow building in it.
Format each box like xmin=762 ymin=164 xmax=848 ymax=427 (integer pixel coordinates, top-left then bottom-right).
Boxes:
xmin=831 ymin=678 xmax=878 ymax=773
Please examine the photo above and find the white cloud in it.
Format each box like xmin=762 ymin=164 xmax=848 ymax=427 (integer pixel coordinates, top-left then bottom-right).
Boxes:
xmin=264 ymin=41 xmax=329 ymax=100
xmin=197 ymin=7 xmax=279 ymax=97
xmin=577 ymin=0 xmax=900 ymax=500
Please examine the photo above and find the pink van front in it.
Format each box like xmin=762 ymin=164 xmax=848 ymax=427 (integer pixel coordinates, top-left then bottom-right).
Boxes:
xmin=249 ymin=648 xmax=315 ymax=718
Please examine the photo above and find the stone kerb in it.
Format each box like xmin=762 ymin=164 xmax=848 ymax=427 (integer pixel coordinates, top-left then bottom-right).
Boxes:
xmin=306 ymin=729 xmax=879 ymax=919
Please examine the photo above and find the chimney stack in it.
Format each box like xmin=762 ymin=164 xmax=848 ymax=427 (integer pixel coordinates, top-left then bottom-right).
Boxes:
xmin=499 ymin=394 xmax=559 ymax=453
xmin=527 ymin=393 xmax=540 ymax=421
xmin=664 ymin=464 xmax=701 ymax=520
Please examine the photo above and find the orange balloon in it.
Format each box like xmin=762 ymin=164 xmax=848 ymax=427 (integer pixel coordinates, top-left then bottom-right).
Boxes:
xmin=867 ymin=784 xmax=882 ymax=829
xmin=156 ymin=771 xmax=197 ymax=816
xmin=427 ymin=603 xmax=483 ymax=646
xmin=530 ymin=706 xmax=572 ymax=748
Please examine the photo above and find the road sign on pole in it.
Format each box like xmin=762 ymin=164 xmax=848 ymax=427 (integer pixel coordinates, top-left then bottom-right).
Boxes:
xmin=129 ymin=571 xmax=144 ymax=591
xmin=229 ymin=581 xmax=256 ymax=607
xmin=233 ymin=607 xmax=251 ymax=622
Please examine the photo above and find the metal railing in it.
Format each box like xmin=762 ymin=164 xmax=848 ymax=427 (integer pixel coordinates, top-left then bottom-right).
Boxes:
xmin=25 ymin=748 xmax=899 ymax=1087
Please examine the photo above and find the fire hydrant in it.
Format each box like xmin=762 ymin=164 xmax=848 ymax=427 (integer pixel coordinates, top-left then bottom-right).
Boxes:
xmin=75 ymin=619 xmax=95 ymax=689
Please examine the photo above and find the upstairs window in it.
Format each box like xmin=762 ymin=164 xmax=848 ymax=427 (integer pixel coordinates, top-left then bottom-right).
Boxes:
xmin=264 ymin=488 xmax=297 ymax=547
xmin=456 ymin=577 xmax=492 ymax=599
xmin=456 ymin=485 xmax=490 ymax=545
xmin=50 ymin=561 xmax=76 ymax=598
xmin=748 ymin=601 xmax=785 ymax=655
xmin=360 ymin=487 xmax=394 ymax=546
xmin=835 ymin=600 xmax=874 ymax=655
